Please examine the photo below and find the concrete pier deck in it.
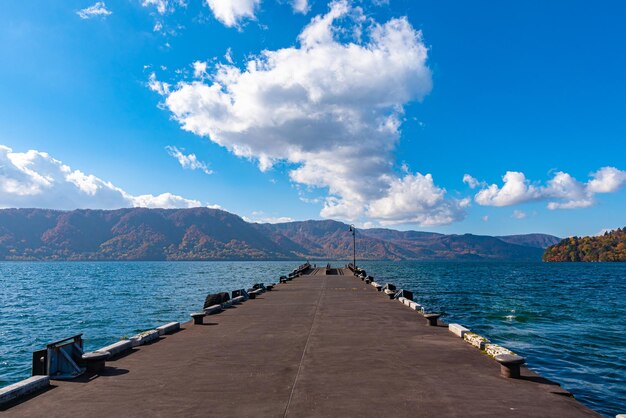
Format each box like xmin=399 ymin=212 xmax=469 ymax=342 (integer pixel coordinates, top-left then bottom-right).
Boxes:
xmin=3 ymin=268 xmax=599 ymax=417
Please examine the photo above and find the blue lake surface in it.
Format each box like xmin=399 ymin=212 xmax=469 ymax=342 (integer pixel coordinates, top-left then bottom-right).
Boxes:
xmin=0 ymin=261 xmax=624 ymax=416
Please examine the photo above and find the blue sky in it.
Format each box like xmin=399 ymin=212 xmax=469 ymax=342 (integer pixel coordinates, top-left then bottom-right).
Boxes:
xmin=0 ymin=0 xmax=624 ymax=237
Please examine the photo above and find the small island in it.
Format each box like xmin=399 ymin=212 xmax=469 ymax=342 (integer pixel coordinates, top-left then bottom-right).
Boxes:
xmin=543 ymin=227 xmax=626 ymax=262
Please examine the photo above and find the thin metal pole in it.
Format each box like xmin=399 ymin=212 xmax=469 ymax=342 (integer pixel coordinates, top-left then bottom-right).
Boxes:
xmin=350 ymin=224 xmax=356 ymax=269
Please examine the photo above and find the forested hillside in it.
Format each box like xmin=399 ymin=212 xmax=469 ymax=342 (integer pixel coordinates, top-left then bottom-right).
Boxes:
xmin=0 ymin=208 xmax=557 ymax=261
xmin=543 ymin=228 xmax=626 ymax=262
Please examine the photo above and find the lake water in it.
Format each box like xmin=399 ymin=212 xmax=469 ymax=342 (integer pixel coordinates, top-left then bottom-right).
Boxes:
xmin=0 ymin=261 xmax=624 ymax=416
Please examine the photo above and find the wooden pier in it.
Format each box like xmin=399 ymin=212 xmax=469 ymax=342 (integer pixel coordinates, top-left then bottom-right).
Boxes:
xmin=2 ymin=267 xmax=599 ymax=417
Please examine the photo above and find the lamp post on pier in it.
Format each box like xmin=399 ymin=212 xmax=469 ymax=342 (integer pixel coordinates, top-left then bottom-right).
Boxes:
xmin=349 ymin=224 xmax=356 ymax=269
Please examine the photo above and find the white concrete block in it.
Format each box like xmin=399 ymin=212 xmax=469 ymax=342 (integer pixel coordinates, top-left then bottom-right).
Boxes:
xmin=463 ymin=332 xmax=490 ymax=350
xmin=99 ymin=340 xmax=132 ymax=357
xmin=156 ymin=322 xmax=180 ymax=336
xmin=232 ymin=296 xmax=245 ymax=304
xmin=0 ymin=376 xmax=50 ymax=406
xmin=397 ymin=297 xmax=407 ymax=304
xmin=408 ymin=301 xmax=422 ymax=311
xmin=204 ymin=304 xmax=223 ymax=315
xmin=448 ymin=323 xmax=470 ymax=338
xmin=130 ymin=330 xmax=160 ymax=347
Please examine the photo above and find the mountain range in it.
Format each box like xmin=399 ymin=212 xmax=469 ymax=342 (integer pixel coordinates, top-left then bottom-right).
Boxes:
xmin=0 ymin=208 xmax=560 ymax=261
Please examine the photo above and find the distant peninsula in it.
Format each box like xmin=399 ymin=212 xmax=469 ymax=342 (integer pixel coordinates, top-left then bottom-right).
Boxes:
xmin=0 ymin=208 xmax=559 ymax=261
xmin=543 ymin=227 xmax=626 ymax=262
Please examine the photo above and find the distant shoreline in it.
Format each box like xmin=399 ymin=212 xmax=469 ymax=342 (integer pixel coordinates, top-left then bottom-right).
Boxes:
xmin=0 ymin=208 xmax=556 ymax=262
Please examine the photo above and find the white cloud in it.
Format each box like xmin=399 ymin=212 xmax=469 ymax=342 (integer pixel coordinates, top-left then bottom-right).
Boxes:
xmin=367 ymin=173 xmax=465 ymax=226
xmin=206 ymin=0 xmax=261 ymax=28
xmin=512 ymin=209 xmax=526 ymax=219
xmin=158 ymin=2 xmax=453 ymax=225
xmin=546 ymin=199 xmax=593 ymax=210
xmin=148 ymin=72 xmax=170 ymax=96
xmin=0 ymin=145 xmax=202 ymax=210
xmin=192 ymin=61 xmax=208 ymax=79
xmin=77 ymin=2 xmax=112 ymax=19
xmin=481 ymin=215 xmax=489 ymax=222
xmin=291 ymin=0 xmax=309 ymax=14
xmin=143 ymin=0 xmax=167 ymax=14
xmin=142 ymin=0 xmax=186 ymax=15
xmin=544 ymin=171 xmax=591 ymax=209
xmin=471 ymin=167 xmax=626 ymax=210
xmin=587 ymin=166 xmax=626 ymax=193
xmin=474 ymin=171 xmax=540 ymax=207
xmin=224 ymin=48 xmax=234 ymax=64
xmin=463 ymin=174 xmax=482 ymax=189
xmin=131 ymin=192 xmax=200 ymax=208
xmin=459 ymin=197 xmax=471 ymax=208
xmin=244 ymin=214 xmax=294 ymax=224
xmin=165 ymin=146 xmax=213 ymax=175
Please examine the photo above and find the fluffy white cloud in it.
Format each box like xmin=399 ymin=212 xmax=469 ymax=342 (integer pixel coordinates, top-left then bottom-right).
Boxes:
xmin=471 ymin=167 xmax=626 ymax=210
xmin=131 ymin=192 xmax=200 ymax=208
xmin=587 ymin=166 xmax=626 ymax=193
xmin=0 ymin=145 xmax=202 ymax=210
xmin=192 ymin=61 xmax=208 ymax=79
xmin=474 ymin=171 xmax=541 ymax=207
xmin=77 ymin=2 xmax=112 ymax=19
xmin=368 ymin=174 xmax=465 ymax=226
xmin=165 ymin=146 xmax=213 ymax=175
xmin=206 ymin=0 xmax=260 ymax=27
xmin=544 ymin=171 xmax=591 ymax=209
xmin=291 ymin=0 xmax=309 ymax=14
xmin=158 ymin=1 xmax=455 ymax=225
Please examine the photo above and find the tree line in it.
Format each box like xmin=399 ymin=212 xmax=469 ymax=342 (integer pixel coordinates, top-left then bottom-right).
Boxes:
xmin=543 ymin=227 xmax=626 ymax=262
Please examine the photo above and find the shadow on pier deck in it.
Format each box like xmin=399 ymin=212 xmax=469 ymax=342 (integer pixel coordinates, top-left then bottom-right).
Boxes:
xmin=3 ymin=268 xmax=599 ymax=417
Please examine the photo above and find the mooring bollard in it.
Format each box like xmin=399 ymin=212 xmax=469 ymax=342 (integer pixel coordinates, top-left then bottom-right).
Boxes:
xmin=424 ymin=313 xmax=441 ymax=326
xmin=495 ymin=354 xmax=525 ymax=378
xmin=191 ymin=313 xmax=205 ymax=325
xmin=81 ymin=351 xmax=110 ymax=373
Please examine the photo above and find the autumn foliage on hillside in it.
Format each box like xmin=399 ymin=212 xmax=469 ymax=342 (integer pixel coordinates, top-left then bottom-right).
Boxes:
xmin=543 ymin=227 xmax=626 ymax=262
xmin=0 ymin=208 xmax=555 ymax=261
